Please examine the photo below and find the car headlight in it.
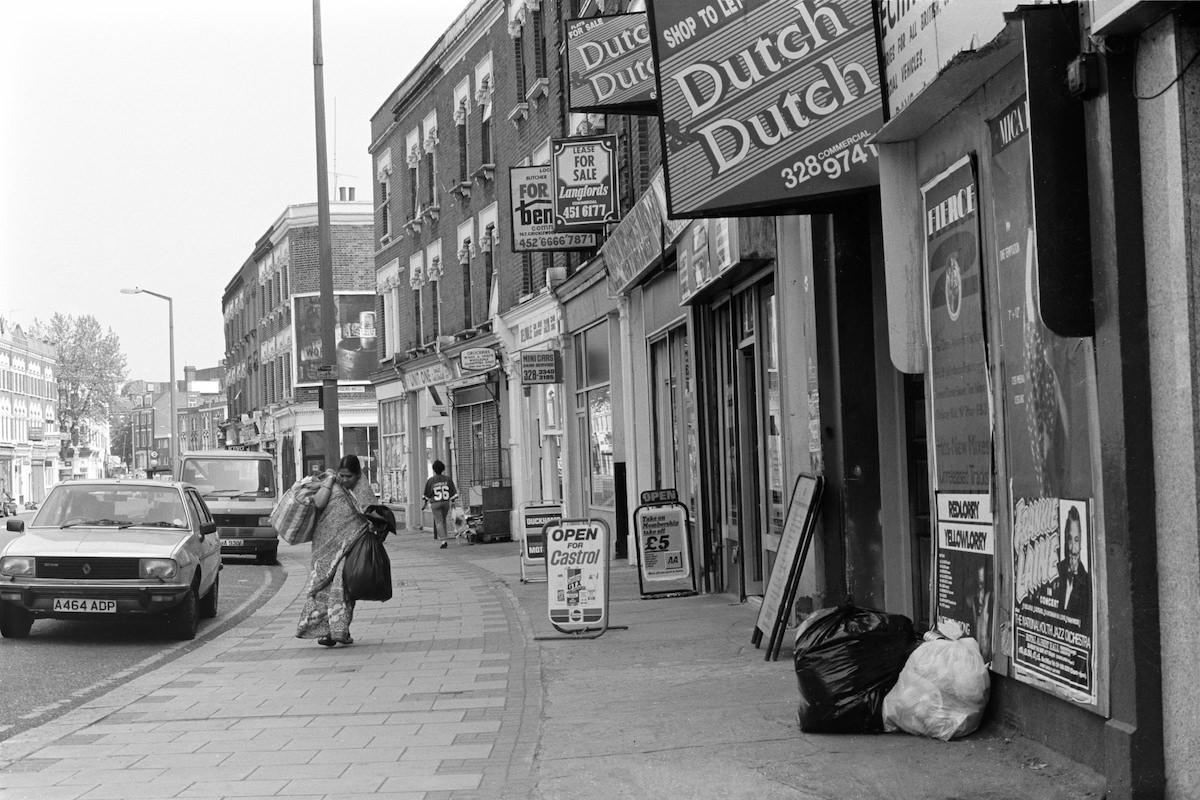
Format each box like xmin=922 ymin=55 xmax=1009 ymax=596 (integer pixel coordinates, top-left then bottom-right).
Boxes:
xmin=0 ymin=556 xmax=35 ymax=577
xmin=257 ymin=517 xmax=273 ymax=526
xmin=139 ymin=558 xmax=178 ymax=579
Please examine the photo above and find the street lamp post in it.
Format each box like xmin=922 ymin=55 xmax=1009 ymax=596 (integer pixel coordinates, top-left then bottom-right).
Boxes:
xmin=121 ymin=287 xmax=177 ymax=474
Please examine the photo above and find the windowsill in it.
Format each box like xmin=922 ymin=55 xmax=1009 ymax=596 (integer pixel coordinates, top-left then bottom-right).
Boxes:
xmin=508 ymin=102 xmax=530 ymax=126
xmin=526 ymin=77 xmax=549 ymax=108
xmin=472 ymin=164 xmax=495 ymax=183
xmin=450 ymin=180 xmax=472 ymax=201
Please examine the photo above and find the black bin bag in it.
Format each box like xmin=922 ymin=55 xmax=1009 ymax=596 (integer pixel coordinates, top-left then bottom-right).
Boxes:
xmin=793 ymin=603 xmax=919 ymax=733
xmin=343 ymin=531 xmax=393 ymax=602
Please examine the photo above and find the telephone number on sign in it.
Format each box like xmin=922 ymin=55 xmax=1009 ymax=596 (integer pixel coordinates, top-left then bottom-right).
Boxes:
xmin=519 ymin=234 xmax=596 ymax=249
xmin=781 ymin=144 xmax=878 ymax=189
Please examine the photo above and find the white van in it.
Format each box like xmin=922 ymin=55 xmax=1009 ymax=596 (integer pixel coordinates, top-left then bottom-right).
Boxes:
xmin=177 ymin=450 xmax=279 ymax=564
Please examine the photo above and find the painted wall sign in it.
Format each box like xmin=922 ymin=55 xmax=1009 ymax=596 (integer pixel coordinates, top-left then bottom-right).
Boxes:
xmin=544 ymin=519 xmax=610 ymax=633
xmin=646 ymin=0 xmax=884 ymax=218
xmin=566 ymin=13 xmax=658 ymax=114
xmin=552 ymin=135 xmax=621 ymax=230
xmin=509 ymin=164 xmax=599 ymax=252
xmin=520 ymin=350 xmax=563 ymax=384
xmin=460 ymin=347 xmax=498 ymax=372
xmin=517 ymin=308 xmax=561 ymax=347
xmin=402 ymin=362 xmax=451 ymax=393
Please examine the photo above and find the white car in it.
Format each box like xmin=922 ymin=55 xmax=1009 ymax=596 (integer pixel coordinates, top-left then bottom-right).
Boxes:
xmin=0 ymin=479 xmax=221 ymax=640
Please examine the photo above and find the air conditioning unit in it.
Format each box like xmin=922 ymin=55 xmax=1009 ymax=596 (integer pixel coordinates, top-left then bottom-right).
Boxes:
xmin=546 ymin=266 xmax=567 ymax=288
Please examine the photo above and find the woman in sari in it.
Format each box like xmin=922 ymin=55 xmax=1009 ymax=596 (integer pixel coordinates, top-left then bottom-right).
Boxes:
xmin=296 ymin=454 xmax=377 ymax=646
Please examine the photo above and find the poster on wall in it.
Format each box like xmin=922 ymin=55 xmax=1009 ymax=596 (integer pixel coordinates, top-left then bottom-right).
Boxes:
xmin=989 ymin=93 xmax=1097 ymax=703
xmin=645 ymin=0 xmax=883 ymax=218
xmin=566 ymin=13 xmax=658 ymax=114
xmin=922 ymin=154 xmax=994 ymax=654
xmin=293 ymin=293 xmax=378 ymax=386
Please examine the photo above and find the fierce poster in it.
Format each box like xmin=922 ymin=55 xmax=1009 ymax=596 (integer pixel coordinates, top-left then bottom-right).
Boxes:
xmin=646 ymin=0 xmax=883 ymax=217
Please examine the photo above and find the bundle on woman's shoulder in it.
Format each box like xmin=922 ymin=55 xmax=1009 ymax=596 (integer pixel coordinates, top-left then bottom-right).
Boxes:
xmin=270 ymin=477 xmax=320 ymax=545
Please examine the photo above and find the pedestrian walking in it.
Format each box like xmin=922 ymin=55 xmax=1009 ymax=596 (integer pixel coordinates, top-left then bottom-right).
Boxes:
xmin=422 ymin=459 xmax=458 ymax=549
xmin=295 ymin=454 xmax=377 ymax=646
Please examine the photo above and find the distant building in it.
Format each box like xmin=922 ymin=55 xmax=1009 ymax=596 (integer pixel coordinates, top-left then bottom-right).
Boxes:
xmin=0 ymin=318 xmax=60 ymax=502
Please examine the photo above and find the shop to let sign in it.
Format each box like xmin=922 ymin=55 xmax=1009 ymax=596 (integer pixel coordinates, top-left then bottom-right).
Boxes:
xmin=509 ymin=164 xmax=598 ymax=252
xmin=646 ymin=0 xmax=883 ymax=217
xmin=552 ymin=135 xmax=620 ymax=230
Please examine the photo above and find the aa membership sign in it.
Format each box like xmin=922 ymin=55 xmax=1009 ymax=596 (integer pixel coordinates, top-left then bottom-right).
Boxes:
xmin=544 ymin=519 xmax=611 ymax=634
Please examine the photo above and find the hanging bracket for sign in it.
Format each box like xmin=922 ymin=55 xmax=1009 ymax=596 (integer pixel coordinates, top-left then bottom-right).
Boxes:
xmin=536 ymin=517 xmax=626 ymax=640
xmin=752 ymin=473 xmax=824 ymax=661
xmin=633 ymin=491 xmax=697 ymax=599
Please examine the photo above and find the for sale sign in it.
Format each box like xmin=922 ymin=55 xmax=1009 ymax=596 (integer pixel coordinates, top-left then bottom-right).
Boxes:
xmin=645 ymin=0 xmax=883 ymax=217
xmin=552 ymin=135 xmax=621 ymax=230
xmin=509 ymin=165 xmax=598 ymax=252
xmin=544 ymin=519 xmax=610 ymax=633
xmin=566 ymin=13 xmax=658 ymax=114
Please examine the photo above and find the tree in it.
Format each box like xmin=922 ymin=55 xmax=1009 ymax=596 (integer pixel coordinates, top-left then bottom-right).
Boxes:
xmin=29 ymin=314 xmax=127 ymax=447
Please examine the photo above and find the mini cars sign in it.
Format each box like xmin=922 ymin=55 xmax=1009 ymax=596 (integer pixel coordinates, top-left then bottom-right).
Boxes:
xmin=509 ymin=165 xmax=598 ymax=252
xmin=552 ymin=135 xmax=621 ymax=230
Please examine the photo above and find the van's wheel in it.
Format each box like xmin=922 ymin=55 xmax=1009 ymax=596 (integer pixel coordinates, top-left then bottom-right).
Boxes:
xmin=255 ymin=548 xmax=277 ymax=566
xmin=0 ymin=605 xmax=34 ymax=638
xmin=199 ymin=574 xmax=219 ymax=619
xmin=166 ymin=587 xmax=199 ymax=640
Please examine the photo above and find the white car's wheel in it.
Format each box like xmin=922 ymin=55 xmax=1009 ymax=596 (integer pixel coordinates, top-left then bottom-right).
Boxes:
xmin=166 ymin=587 xmax=199 ymax=640
xmin=199 ymin=574 xmax=219 ymax=619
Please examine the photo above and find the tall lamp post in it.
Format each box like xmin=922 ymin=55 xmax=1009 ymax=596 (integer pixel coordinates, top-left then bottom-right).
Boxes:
xmin=121 ymin=288 xmax=177 ymax=474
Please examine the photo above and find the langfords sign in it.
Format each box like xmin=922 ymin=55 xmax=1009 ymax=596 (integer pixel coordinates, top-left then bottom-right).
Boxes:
xmin=566 ymin=13 xmax=658 ymax=114
xmin=646 ymin=0 xmax=883 ymax=217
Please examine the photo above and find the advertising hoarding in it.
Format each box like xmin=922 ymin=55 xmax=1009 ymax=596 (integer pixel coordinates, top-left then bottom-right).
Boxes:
xmin=646 ymin=0 xmax=884 ymax=218
xmin=551 ymin=135 xmax=621 ymax=230
xmin=293 ymin=293 xmax=377 ymax=386
xmin=544 ymin=519 xmax=610 ymax=633
xmin=509 ymin=165 xmax=598 ymax=252
xmin=566 ymin=13 xmax=658 ymax=114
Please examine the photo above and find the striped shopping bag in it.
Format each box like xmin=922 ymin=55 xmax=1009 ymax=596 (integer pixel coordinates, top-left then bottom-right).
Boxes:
xmin=269 ymin=479 xmax=319 ymax=545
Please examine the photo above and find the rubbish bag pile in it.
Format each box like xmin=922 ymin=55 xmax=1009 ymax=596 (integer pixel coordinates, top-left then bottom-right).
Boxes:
xmin=793 ymin=604 xmax=991 ymax=739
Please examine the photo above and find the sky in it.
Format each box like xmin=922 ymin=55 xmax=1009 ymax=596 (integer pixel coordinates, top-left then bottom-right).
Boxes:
xmin=1 ymin=0 xmax=472 ymax=383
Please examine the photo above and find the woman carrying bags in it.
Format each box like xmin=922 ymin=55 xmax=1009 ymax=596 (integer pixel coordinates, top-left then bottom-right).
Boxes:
xmin=295 ymin=454 xmax=377 ymax=647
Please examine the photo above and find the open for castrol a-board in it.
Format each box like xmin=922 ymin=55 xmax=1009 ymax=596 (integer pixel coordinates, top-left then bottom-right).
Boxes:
xmin=541 ymin=518 xmax=614 ymax=639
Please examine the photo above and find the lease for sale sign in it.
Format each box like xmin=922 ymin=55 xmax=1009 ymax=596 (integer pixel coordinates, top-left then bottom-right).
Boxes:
xmin=510 ymin=164 xmax=598 ymax=252
xmin=552 ymin=135 xmax=621 ymax=230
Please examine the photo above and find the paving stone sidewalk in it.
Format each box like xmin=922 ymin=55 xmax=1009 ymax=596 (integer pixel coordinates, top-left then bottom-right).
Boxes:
xmin=0 ymin=529 xmax=1107 ymax=800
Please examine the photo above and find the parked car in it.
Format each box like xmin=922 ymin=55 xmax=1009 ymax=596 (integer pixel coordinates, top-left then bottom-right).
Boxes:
xmin=0 ymin=494 xmax=16 ymax=517
xmin=0 ymin=479 xmax=221 ymax=640
xmin=177 ymin=451 xmax=279 ymax=564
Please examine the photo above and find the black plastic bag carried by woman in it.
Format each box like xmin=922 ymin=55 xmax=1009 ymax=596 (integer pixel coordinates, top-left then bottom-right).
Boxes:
xmin=343 ymin=531 xmax=392 ymax=602
xmin=793 ymin=603 xmax=919 ymax=733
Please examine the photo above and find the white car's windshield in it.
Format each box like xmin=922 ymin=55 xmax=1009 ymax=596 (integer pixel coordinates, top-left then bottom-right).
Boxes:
xmin=181 ymin=459 xmax=276 ymax=498
xmin=33 ymin=485 xmax=189 ymax=529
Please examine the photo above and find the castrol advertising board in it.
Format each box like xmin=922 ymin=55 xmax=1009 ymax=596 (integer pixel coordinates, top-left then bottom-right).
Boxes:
xmin=544 ymin=519 xmax=610 ymax=633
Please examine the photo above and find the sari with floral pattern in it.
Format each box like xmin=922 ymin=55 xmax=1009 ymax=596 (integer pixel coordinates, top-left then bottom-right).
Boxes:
xmin=295 ymin=476 xmax=376 ymax=643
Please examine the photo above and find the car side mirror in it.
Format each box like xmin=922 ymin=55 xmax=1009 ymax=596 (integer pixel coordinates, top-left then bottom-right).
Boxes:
xmin=200 ymin=521 xmax=217 ymax=537
xmin=6 ymin=519 xmax=25 ymax=533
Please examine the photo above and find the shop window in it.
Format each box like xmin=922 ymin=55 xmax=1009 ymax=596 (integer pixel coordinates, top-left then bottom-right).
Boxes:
xmin=574 ymin=320 xmax=614 ymax=508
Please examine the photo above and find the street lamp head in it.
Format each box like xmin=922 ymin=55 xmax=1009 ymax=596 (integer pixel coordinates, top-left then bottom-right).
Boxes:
xmin=120 ymin=288 xmax=142 ymax=295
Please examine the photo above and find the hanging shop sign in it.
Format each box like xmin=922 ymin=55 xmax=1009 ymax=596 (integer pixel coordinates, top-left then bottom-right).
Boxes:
xmin=601 ymin=168 xmax=690 ymax=293
xmin=989 ymin=93 xmax=1098 ymax=705
xmin=566 ymin=13 xmax=658 ymax=114
xmin=402 ymin=362 xmax=451 ymax=393
xmin=677 ymin=217 xmax=739 ymax=303
xmin=509 ymin=165 xmax=598 ymax=252
xmin=460 ymin=347 xmax=498 ymax=372
xmin=520 ymin=350 xmax=563 ymax=384
xmin=551 ymin=135 xmax=621 ymax=230
xmin=645 ymin=0 xmax=883 ymax=218
xmin=293 ymin=293 xmax=377 ymax=386
xmin=544 ymin=518 xmax=611 ymax=634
